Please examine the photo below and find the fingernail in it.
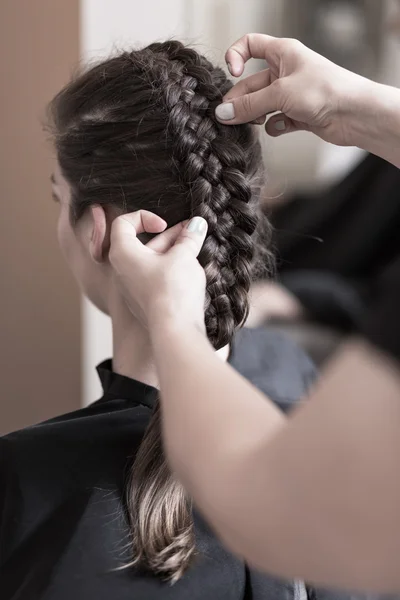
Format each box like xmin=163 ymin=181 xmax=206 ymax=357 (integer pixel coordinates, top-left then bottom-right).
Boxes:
xmin=215 ymin=102 xmax=235 ymax=121
xmin=187 ymin=217 xmax=207 ymax=234
xmin=227 ymin=62 xmax=233 ymax=75
xmin=275 ymin=120 xmax=286 ymax=131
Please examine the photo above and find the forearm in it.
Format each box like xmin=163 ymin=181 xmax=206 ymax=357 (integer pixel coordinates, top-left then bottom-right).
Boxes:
xmin=249 ymin=340 xmax=400 ymax=591
xmin=153 ymin=322 xmax=400 ymax=592
xmin=151 ymin=321 xmax=285 ymax=495
xmin=347 ymin=80 xmax=400 ymax=168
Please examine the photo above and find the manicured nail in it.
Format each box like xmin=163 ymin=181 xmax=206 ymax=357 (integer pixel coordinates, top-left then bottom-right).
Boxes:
xmin=187 ymin=217 xmax=207 ymax=234
xmin=275 ymin=120 xmax=286 ymax=131
xmin=215 ymin=102 xmax=235 ymax=121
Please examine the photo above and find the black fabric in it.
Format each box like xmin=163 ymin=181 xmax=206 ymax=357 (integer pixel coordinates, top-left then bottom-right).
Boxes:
xmin=271 ymin=153 xmax=400 ymax=331
xmin=0 ymin=327 xmax=315 ymax=600
xmin=273 ymin=153 xmax=400 ymax=278
xmin=230 ymin=328 xmax=316 ymax=413
xmin=360 ymin=255 xmax=400 ymax=362
xmin=279 ymin=270 xmax=365 ymax=331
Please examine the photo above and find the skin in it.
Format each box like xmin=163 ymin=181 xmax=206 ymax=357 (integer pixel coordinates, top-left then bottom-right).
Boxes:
xmin=52 ymin=161 xmax=164 ymax=389
xmin=109 ymin=209 xmax=400 ymax=593
xmin=217 ymin=33 xmax=400 ymax=168
xmin=246 ymin=282 xmax=304 ymax=327
xmin=106 ymin=34 xmax=400 ymax=592
xmin=51 ymin=162 xmax=229 ymax=389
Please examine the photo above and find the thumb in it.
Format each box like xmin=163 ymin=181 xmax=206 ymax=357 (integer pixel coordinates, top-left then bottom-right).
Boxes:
xmin=215 ymin=84 xmax=280 ymax=125
xmin=110 ymin=211 xmax=167 ymax=245
xmin=109 ymin=211 xmax=165 ymax=271
xmin=110 ymin=210 xmax=166 ymax=258
xmin=172 ymin=216 xmax=208 ymax=258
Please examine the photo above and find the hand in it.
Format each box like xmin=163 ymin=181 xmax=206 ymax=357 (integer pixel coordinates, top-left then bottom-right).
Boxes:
xmin=216 ymin=33 xmax=375 ymax=147
xmin=109 ymin=211 xmax=208 ymax=334
xmin=246 ymin=281 xmax=304 ymax=328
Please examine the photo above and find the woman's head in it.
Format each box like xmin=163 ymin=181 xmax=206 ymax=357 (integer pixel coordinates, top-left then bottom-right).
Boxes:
xmin=49 ymin=40 xmax=272 ymax=350
xmin=48 ymin=40 xmax=273 ymax=582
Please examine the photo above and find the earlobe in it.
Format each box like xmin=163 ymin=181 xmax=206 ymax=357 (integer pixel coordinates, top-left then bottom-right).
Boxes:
xmin=89 ymin=205 xmax=108 ymax=263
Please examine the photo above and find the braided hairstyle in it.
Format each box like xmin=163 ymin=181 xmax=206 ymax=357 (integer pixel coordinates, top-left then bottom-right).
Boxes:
xmin=48 ymin=40 xmax=273 ymax=583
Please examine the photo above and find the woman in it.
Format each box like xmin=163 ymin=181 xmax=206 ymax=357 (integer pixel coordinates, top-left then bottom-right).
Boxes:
xmin=108 ymin=34 xmax=400 ymax=594
xmin=0 ymin=41 xmax=317 ymax=599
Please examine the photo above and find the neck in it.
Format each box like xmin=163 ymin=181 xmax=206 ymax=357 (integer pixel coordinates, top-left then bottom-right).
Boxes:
xmin=109 ymin=292 xmax=230 ymax=388
xmin=110 ymin=294 xmax=159 ymax=388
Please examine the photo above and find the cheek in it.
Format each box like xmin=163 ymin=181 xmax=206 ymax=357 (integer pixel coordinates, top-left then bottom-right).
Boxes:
xmin=56 ymin=206 xmax=109 ymax=315
xmin=57 ymin=205 xmax=89 ymax=292
xmin=57 ymin=205 xmax=78 ymax=267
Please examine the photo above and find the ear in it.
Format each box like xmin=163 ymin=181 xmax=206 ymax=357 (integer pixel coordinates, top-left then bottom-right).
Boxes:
xmin=88 ymin=205 xmax=108 ymax=263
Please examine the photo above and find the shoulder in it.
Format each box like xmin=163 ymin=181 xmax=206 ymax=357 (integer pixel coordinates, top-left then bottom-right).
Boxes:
xmin=0 ymin=401 xmax=149 ymax=476
xmin=0 ymin=402 xmax=149 ymax=506
xmin=230 ymin=326 xmax=317 ymax=413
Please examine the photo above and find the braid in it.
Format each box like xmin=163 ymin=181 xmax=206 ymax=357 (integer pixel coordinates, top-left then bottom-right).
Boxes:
xmin=138 ymin=41 xmax=262 ymax=349
xmin=50 ymin=40 xmax=272 ymax=584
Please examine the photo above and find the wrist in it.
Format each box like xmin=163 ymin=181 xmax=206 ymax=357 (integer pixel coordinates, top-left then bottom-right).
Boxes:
xmin=344 ymin=78 xmax=400 ymax=166
xmin=148 ymin=301 xmax=207 ymax=343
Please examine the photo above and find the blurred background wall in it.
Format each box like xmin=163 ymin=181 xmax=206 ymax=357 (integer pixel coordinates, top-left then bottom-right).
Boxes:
xmin=0 ymin=0 xmax=81 ymax=434
xmin=1 ymin=0 xmax=400 ymax=427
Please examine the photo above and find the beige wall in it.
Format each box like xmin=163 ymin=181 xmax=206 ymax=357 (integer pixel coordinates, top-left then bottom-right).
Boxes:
xmin=0 ymin=0 xmax=81 ymax=434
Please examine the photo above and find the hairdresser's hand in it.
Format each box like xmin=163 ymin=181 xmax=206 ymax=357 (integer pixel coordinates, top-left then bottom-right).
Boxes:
xmin=215 ymin=33 xmax=379 ymax=147
xmin=109 ymin=211 xmax=208 ymax=333
xmin=246 ymin=281 xmax=304 ymax=327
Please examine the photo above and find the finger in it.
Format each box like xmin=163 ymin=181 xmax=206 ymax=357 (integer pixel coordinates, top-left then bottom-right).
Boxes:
xmin=265 ymin=113 xmax=310 ymax=137
xmin=224 ymin=68 xmax=272 ymax=101
xmin=146 ymin=221 xmax=188 ymax=253
xmin=172 ymin=216 xmax=208 ymax=258
xmin=225 ymin=33 xmax=281 ymax=76
xmin=110 ymin=211 xmax=167 ymax=254
xmin=216 ymin=83 xmax=280 ymax=125
xmin=223 ymin=69 xmax=271 ymax=126
xmin=127 ymin=210 xmax=168 ymax=235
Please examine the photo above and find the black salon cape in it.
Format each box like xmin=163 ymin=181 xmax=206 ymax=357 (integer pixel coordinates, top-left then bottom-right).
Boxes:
xmin=0 ymin=328 xmax=315 ymax=600
xmin=271 ymin=153 xmax=400 ymax=331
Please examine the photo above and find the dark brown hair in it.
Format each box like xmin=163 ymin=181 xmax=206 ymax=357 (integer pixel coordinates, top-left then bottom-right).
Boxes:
xmin=48 ymin=40 xmax=273 ymax=583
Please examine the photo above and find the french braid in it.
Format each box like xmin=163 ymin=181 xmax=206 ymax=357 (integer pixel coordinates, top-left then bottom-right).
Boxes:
xmin=49 ymin=40 xmax=273 ymax=583
xmin=141 ymin=41 xmax=262 ymax=349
